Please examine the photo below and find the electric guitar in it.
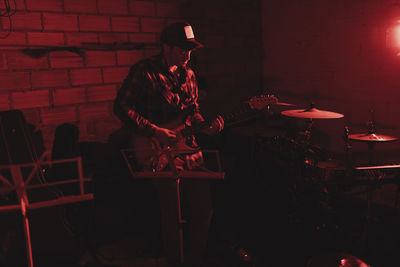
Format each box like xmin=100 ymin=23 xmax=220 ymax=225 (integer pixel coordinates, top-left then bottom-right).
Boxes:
xmin=130 ymin=94 xmax=279 ymax=171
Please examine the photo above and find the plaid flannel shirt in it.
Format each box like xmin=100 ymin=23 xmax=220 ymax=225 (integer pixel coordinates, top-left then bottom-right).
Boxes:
xmin=114 ymin=53 xmax=203 ymax=137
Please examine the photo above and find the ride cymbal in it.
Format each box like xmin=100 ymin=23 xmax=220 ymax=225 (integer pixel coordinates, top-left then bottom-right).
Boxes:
xmin=281 ymin=107 xmax=344 ymax=119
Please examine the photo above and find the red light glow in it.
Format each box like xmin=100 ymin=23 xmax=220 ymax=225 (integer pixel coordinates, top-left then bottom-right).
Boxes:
xmin=385 ymin=21 xmax=400 ymax=55
xmin=394 ymin=25 xmax=400 ymax=46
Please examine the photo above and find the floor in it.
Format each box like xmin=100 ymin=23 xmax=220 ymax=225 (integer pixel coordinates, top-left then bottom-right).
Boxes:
xmin=3 ymin=173 xmax=400 ymax=267
xmin=2 ymin=132 xmax=400 ymax=267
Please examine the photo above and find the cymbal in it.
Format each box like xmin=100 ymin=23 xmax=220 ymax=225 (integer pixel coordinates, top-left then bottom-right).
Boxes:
xmin=273 ymin=101 xmax=296 ymax=107
xmin=348 ymin=132 xmax=398 ymax=142
xmin=307 ymin=252 xmax=370 ymax=267
xmin=281 ymin=107 xmax=344 ymax=119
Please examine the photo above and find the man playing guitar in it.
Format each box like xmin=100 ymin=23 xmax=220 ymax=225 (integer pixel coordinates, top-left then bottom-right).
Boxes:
xmin=113 ymin=22 xmax=223 ymax=266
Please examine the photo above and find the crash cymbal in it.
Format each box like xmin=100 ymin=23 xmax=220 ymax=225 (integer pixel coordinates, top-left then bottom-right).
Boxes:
xmin=348 ymin=132 xmax=398 ymax=142
xmin=281 ymin=107 xmax=344 ymax=119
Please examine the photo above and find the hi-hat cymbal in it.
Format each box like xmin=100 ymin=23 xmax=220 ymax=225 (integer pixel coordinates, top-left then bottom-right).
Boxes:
xmin=281 ymin=107 xmax=344 ymax=119
xmin=348 ymin=132 xmax=398 ymax=142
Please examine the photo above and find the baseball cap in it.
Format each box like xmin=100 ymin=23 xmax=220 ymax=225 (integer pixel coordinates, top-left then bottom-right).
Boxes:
xmin=160 ymin=22 xmax=204 ymax=50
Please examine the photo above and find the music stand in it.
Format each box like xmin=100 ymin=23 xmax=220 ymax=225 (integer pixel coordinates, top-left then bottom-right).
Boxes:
xmin=120 ymin=147 xmax=225 ymax=265
xmin=0 ymin=153 xmax=94 ymax=267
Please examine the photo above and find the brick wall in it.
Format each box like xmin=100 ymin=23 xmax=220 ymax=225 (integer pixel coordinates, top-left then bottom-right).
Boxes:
xmin=0 ymin=0 xmax=262 ymax=152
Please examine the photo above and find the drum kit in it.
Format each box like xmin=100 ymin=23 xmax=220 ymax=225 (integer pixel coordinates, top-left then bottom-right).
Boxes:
xmin=275 ymin=101 xmax=400 ymax=190
xmin=236 ymin=100 xmax=399 ymax=177
xmin=274 ymin=101 xmax=398 ymax=263
xmin=225 ymin=99 xmax=396 ymax=265
xmin=279 ymin=102 xmax=398 ymax=164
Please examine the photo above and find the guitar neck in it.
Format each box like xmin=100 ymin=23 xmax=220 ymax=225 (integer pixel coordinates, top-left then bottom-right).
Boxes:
xmin=220 ymin=101 xmax=258 ymax=127
xmin=180 ymin=102 xmax=256 ymax=137
xmin=179 ymin=94 xmax=277 ymax=138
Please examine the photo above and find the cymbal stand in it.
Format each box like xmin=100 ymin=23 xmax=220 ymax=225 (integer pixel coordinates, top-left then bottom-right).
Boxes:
xmin=302 ymin=118 xmax=316 ymax=164
xmin=366 ymin=119 xmax=377 ymax=165
xmin=304 ymin=118 xmax=313 ymax=142
xmin=343 ymin=126 xmax=352 ymax=168
xmin=359 ymin=169 xmax=383 ymax=258
xmin=360 ymin=120 xmax=379 ymax=257
xmin=343 ymin=124 xmax=376 ymax=257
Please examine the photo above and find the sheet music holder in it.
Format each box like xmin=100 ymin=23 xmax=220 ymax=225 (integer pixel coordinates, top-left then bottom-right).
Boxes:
xmin=0 ymin=110 xmax=94 ymax=267
xmin=120 ymin=147 xmax=224 ymax=265
xmin=0 ymin=155 xmax=94 ymax=267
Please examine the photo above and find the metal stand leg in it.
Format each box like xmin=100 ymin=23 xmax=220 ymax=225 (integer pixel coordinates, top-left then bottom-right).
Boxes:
xmin=22 ymin=208 xmax=34 ymax=267
xmin=368 ymin=143 xmax=375 ymax=166
xmin=360 ymin=174 xmax=379 ymax=258
xmin=175 ymin=177 xmax=185 ymax=265
xmin=12 ymin=166 xmax=34 ymax=267
xmin=165 ymin=147 xmax=185 ymax=265
xmin=360 ymin=188 xmax=372 ymax=256
xmin=360 ymin=143 xmax=376 ymax=255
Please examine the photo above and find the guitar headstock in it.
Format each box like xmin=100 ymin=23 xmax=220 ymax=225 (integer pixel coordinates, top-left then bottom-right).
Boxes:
xmin=247 ymin=94 xmax=278 ymax=110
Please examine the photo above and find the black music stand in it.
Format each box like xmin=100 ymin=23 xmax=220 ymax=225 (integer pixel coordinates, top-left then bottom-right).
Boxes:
xmin=120 ymin=147 xmax=224 ymax=265
xmin=0 ymin=155 xmax=94 ymax=267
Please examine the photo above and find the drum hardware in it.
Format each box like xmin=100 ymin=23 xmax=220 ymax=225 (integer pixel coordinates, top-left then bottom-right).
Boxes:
xmin=345 ymin=118 xmax=399 ymax=257
xmin=345 ymin=119 xmax=398 ymax=248
xmin=352 ymin=164 xmax=400 ymax=257
xmin=281 ymin=102 xmax=344 ymax=145
xmin=281 ymin=103 xmax=345 ymax=169
xmin=347 ymin=126 xmax=398 ymax=166
xmin=278 ymin=104 xmax=347 ymax=234
xmin=278 ymin=104 xmax=400 ymax=260
xmin=343 ymin=126 xmax=351 ymax=156
xmin=347 ymin=109 xmax=398 ymax=165
xmin=350 ymin=117 xmax=399 ymax=256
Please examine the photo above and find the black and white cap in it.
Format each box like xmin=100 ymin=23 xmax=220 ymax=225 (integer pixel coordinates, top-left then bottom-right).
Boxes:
xmin=160 ymin=22 xmax=204 ymax=50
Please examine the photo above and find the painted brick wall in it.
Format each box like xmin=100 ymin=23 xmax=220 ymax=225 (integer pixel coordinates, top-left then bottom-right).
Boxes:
xmin=0 ymin=0 xmax=262 ymax=151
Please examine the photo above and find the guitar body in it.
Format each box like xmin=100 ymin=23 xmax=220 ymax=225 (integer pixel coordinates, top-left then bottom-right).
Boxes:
xmin=130 ymin=120 xmax=200 ymax=171
xmin=129 ymin=94 xmax=278 ymax=171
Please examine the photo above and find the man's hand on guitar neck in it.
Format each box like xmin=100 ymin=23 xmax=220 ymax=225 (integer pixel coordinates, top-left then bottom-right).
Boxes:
xmin=153 ymin=126 xmax=177 ymax=144
xmin=202 ymin=115 xmax=224 ymax=136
